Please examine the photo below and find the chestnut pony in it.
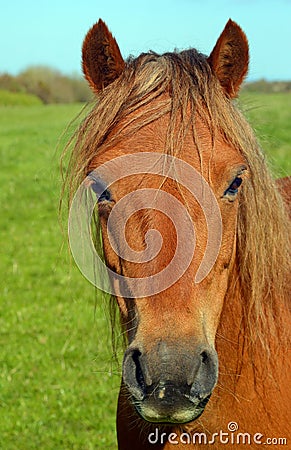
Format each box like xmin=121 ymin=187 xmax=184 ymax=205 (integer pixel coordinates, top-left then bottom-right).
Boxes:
xmin=67 ymin=19 xmax=290 ymax=449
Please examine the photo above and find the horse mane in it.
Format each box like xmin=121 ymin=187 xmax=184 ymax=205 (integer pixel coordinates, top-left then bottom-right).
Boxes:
xmin=64 ymin=48 xmax=290 ymax=365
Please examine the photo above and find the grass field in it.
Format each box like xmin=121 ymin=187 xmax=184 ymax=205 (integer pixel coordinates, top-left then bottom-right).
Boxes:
xmin=0 ymin=92 xmax=290 ymax=450
xmin=239 ymin=92 xmax=291 ymax=176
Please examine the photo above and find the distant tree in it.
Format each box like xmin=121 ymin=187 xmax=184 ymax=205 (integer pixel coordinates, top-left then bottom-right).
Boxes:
xmin=0 ymin=73 xmax=23 ymax=92
xmin=243 ymin=78 xmax=291 ymax=93
xmin=0 ymin=66 xmax=92 ymax=103
xmin=16 ymin=66 xmax=90 ymax=103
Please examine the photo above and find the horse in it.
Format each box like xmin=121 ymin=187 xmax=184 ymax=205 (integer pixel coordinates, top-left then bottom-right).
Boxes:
xmin=66 ymin=19 xmax=290 ymax=449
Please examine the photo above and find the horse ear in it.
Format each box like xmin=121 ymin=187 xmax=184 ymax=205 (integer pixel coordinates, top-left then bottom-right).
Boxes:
xmin=208 ymin=19 xmax=249 ymax=98
xmin=82 ymin=19 xmax=125 ymax=92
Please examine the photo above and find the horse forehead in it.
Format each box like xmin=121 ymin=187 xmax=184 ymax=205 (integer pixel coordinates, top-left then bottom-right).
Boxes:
xmin=91 ymin=105 xmax=245 ymax=188
xmin=113 ymin=114 xmax=243 ymax=168
xmin=108 ymin=142 xmax=244 ymax=197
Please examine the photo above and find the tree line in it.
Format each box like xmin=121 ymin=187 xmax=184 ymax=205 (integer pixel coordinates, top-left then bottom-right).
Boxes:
xmin=1 ymin=66 xmax=290 ymax=104
xmin=242 ymin=79 xmax=291 ymax=94
xmin=0 ymin=66 xmax=92 ymax=104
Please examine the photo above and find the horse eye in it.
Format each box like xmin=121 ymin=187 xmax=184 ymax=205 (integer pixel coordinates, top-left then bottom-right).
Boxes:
xmin=224 ymin=177 xmax=243 ymax=197
xmin=98 ymin=188 xmax=112 ymax=202
xmin=88 ymin=173 xmax=112 ymax=203
xmin=91 ymin=183 xmax=112 ymax=202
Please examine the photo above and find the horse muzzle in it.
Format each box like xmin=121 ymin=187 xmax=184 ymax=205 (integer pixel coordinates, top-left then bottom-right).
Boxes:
xmin=122 ymin=340 xmax=218 ymax=424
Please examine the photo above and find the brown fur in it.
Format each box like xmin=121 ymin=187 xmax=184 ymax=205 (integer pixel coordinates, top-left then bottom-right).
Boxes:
xmin=64 ymin=20 xmax=290 ymax=449
xmin=82 ymin=19 xmax=125 ymax=92
xmin=208 ymin=19 xmax=249 ymax=97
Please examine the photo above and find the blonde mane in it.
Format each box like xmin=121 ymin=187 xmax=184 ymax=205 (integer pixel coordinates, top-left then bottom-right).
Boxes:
xmin=64 ymin=49 xmax=290 ymax=360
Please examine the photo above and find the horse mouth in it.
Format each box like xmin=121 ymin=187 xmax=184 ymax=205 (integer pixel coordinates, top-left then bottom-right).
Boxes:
xmin=132 ymin=393 xmax=211 ymax=424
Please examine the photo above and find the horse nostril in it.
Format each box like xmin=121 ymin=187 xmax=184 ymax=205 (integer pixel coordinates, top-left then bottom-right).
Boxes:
xmin=189 ymin=347 xmax=218 ymax=402
xmin=123 ymin=348 xmax=150 ymax=401
xmin=132 ymin=350 xmax=146 ymax=392
xmin=201 ymin=351 xmax=209 ymax=364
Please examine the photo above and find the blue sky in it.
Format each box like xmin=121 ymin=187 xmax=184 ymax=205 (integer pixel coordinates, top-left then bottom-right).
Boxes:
xmin=1 ymin=0 xmax=291 ymax=80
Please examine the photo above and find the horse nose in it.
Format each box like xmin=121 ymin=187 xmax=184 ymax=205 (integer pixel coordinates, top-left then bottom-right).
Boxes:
xmin=122 ymin=342 xmax=218 ymax=417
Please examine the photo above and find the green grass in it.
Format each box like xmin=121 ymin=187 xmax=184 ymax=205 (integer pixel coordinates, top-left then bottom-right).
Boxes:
xmin=0 ymin=93 xmax=290 ymax=449
xmin=0 ymin=104 xmax=120 ymax=449
xmin=0 ymin=90 xmax=42 ymax=106
xmin=239 ymin=92 xmax=291 ymax=176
